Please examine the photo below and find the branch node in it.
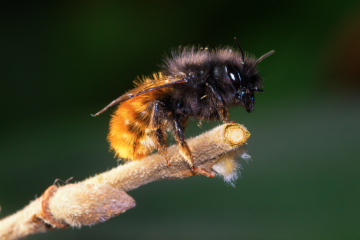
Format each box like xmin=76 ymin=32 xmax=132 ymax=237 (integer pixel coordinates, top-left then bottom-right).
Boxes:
xmin=39 ymin=185 xmax=69 ymax=229
xmin=48 ymin=183 xmax=136 ymax=227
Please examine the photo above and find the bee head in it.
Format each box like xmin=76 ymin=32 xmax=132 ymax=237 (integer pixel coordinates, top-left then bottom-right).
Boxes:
xmin=225 ymin=37 xmax=274 ymax=113
xmin=224 ymin=63 xmax=262 ymax=113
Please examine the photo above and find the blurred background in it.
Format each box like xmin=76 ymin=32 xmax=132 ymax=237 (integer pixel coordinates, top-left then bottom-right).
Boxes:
xmin=1 ymin=1 xmax=360 ymax=239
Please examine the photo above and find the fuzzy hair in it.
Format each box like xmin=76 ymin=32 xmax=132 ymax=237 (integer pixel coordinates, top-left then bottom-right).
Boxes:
xmin=161 ymin=46 xmax=260 ymax=86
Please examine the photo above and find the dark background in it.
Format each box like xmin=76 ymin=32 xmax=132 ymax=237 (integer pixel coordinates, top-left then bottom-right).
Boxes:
xmin=1 ymin=1 xmax=360 ymax=239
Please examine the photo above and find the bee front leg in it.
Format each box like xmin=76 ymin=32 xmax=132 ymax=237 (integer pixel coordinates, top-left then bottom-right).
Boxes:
xmin=208 ymin=84 xmax=229 ymax=123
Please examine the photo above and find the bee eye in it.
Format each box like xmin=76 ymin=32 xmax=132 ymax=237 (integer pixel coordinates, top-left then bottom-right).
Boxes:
xmin=225 ymin=64 xmax=241 ymax=89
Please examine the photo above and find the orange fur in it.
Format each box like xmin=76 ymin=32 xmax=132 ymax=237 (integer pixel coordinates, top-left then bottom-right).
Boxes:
xmin=108 ymin=73 xmax=179 ymax=161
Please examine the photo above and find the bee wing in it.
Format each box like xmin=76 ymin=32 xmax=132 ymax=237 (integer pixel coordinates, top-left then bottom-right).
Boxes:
xmin=91 ymin=74 xmax=187 ymax=117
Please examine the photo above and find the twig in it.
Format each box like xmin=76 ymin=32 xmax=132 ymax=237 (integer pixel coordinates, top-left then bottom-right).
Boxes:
xmin=0 ymin=123 xmax=250 ymax=240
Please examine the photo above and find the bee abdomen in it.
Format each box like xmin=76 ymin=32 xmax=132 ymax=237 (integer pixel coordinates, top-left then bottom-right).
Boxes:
xmin=108 ymin=96 xmax=156 ymax=161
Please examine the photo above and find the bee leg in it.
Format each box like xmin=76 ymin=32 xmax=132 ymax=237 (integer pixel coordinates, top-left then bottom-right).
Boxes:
xmin=174 ymin=117 xmax=194 ymax=170
xmin=175 ymin=118 xmax=216 ymax=177
xmin=155 ymin=127 xmax=170 ymax=166
xmin=174 ymin=117 xmax=216 ymax=177
xmin=208 ymin=85 xmax=229 ymax=123
xmin=152 ymin=101 xmax=170 ymax=166
xmin=220 ymin=106 xmax=229 ymax=123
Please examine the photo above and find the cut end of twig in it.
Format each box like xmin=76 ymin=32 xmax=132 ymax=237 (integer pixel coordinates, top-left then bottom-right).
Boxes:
xmin=224 ymin=124 xmax=250 ymax=146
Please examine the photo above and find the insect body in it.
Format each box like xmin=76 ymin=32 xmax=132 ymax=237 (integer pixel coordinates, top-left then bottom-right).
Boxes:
xmin=92 ymin=38 xmax=274 ymax=171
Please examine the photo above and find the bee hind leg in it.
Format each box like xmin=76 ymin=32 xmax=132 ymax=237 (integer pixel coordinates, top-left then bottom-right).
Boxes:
xmin=153 ymin=101 xmax=170 ymax=166
xmin=155 ymin=127 xmax=170 ymax=166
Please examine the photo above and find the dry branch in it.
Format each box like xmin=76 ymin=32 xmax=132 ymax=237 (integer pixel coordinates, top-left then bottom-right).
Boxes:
xmin=0 ymin=123 xmax=250 ymax=240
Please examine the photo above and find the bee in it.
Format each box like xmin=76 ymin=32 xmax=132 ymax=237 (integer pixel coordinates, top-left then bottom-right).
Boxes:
xmin=92 ymin=38 xmax=274 ymax=172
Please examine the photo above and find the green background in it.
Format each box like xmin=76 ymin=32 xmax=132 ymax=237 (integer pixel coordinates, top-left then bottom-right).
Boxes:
xmin=1 ymin=1 xmax=360 ymax=239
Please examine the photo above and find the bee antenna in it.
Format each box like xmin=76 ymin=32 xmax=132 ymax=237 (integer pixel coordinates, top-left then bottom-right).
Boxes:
xmin=234 ymin=37 xmax=245 ymax=64
xmin=255 ymin=50 xmax=275 ymax=65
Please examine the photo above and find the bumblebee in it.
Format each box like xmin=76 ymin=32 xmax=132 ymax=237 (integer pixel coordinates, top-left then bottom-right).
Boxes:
xmin=92 ymin=38 xmax=274 ymax=171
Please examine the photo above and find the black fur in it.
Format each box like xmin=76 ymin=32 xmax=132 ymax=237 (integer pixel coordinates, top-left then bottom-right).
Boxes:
xmin=158 ymin=46 xmax=266 ymax=126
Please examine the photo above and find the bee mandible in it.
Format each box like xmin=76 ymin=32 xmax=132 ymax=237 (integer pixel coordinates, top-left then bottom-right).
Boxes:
xmin=92 ymin=37 xmax=274 ymax=172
